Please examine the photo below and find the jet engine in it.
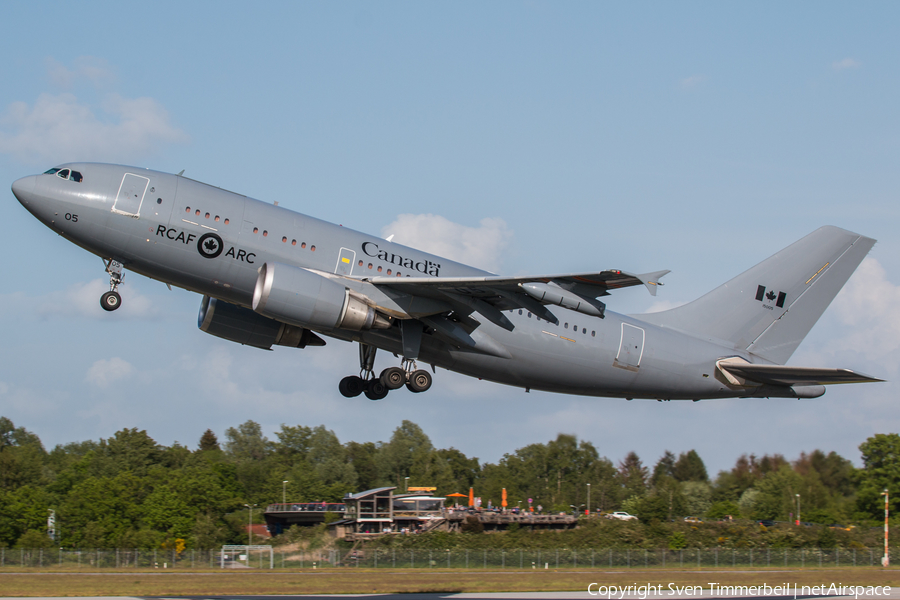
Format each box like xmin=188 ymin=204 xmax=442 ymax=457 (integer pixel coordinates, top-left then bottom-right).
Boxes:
xmin=252 ymin=262 xmax=391 ymax=331
xmin=198 ymin=295 xmax=325 ymax=350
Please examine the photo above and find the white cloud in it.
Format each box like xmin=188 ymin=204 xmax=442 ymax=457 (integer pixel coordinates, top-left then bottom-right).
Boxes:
xmin=380 ymin=214 xmax=512 ymax=273
xmin=34 ymin=278 xmax=161 ymax=320
xmin=832 ymin=58 xmax=861 ymax=71
xmin=0 ymin=57 xmax=186 ymax=165
xmin=643 ymin=299 xmax=686 ymax=314
xmin=85 ymin=357 xmax=135 ymax=388
xmin=680 ymin=74 xmax=705 ymax=89
xmin=45 ymin=56 xmax=115 ymax=89
xmin=830 ymin=257 xmax=900 ymax=360
xmin=0 ymin=91 xmax=188 ymax=164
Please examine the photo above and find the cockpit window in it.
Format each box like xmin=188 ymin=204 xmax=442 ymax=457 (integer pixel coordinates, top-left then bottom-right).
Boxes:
xmin=52 ymin=168 xmax=83 ymax=183
xmin=44 ymin=168 xmax=60 ymax=175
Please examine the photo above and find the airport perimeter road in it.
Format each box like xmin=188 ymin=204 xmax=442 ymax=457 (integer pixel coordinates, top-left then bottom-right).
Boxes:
xmin=5 ymin=592 xmax=900 ymax=600
xmin=3 ymin=568 xmax=900 ymax=599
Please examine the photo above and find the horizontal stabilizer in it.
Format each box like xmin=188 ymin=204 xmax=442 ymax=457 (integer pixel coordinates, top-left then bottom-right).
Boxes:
xmin=719 ymin=362 xmax=883 ymax=387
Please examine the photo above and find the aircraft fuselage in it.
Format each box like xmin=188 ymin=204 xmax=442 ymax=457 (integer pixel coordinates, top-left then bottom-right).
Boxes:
xmin=13 ymin=163 xmax=853 ymax=401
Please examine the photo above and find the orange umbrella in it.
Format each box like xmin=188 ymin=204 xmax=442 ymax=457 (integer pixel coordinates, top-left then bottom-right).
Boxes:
xmin=501 ymin=488 xmax=507 ymax=508
xmin=446 ymin=492 xmax=467 ymax=497
xmin=468 ymin=487 xmax=474 ymax=507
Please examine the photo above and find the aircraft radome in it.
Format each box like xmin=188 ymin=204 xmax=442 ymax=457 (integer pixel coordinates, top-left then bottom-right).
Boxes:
xmin=12 ymin=164 xmax=882 ymax=401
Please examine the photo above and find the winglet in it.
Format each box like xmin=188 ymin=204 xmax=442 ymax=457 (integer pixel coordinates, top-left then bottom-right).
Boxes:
xmin=629 ymin=270 xmax=670 ymax=296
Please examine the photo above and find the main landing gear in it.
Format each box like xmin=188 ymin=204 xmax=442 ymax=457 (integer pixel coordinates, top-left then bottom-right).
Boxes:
xmin=339 ymin=344 xmax=433 ymax=401
xmin=100 ymin=259 xmax=125 ymax=312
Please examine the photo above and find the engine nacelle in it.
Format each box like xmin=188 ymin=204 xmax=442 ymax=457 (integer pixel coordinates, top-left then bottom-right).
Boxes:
xmin=198 ymin=296 xmax=325 ymax=350
xmin=252 ymin=262 xmax=391 ymax=331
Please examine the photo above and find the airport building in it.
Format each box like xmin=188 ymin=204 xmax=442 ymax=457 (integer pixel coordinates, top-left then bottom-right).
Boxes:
xmin=263 ymin=486 xmax=577 ymax=538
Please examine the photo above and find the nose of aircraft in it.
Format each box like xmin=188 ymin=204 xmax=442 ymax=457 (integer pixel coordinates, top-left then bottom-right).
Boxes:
xmin=11 ymin=175 xmax=37 ymax=206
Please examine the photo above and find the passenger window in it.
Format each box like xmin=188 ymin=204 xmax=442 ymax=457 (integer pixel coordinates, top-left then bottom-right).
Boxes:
xmin=368 ymin=263 xmax=373 ymax=269
xmin=224 ymin=218 xmax=230 ymax=225
xmin=195 ymin=210 xmax=200 ymax=216
xmin=282 ymin=236 xmax=288 ymax=243
xmin=253 ymin=227 xmax=259 ymax=234
xmin=310 ymin=245 xmax=316 ymax=251
xmin=528 ymin=312 xmax=532 ymax=318
xmin=358 ymin=260 xmax=363 ymax=266
xmin=156 ymin=198 xmax=162 ymax=204
xmin=291 ymin=239 xmax=297 ymax=246
xmin=583 ymin=328 xmax=587 ymax=334
xmin=564 ymin=323 xmax=568 ymax=329
xmin=215 ymin=216 xmax=220 ymax=222
xmin=387 ymin=269 xmax=392 ymax=275
xmin=377 ymin=266 xmax=382 ymax=272
xmin=592 ymin=331 xmax=596 ymax=337
xmin=263 ymin=230 xmax=268 ymax=237
xmin=185 ymin=207 xmax=190 ymax=213
xmin=518 ymin=310 xmax=522 ymax=315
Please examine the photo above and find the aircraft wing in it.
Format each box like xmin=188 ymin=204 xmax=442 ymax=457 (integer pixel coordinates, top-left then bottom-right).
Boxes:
xmin=717 ymin=363 xmax=884 ymax=387
xmin=363 ymin=269 xmax=669 ymax=329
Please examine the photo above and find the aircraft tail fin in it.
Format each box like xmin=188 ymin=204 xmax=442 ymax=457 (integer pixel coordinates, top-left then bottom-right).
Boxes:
xmin=638 ymin=226 xmax=875 ymax=364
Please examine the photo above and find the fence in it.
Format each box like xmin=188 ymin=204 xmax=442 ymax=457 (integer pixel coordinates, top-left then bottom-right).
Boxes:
xmin=0 ymin=547 xmax=892 ymax=569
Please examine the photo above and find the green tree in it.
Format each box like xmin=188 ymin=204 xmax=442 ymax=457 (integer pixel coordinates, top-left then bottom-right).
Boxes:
xmin=191 ymin=512 xmax=228 ymax=549
xmin=673 ymin=450 xmax=708 ymax=483
xmin=857 ymin=433 xmax=900 ymax=518
xmin=274 ymin=424 xmax=313 ymax=463
xmin=15 ymin=529 xmax=54 ymax=549
xmin=751 ymin=464 xmax=804 ymax=520
xmin=224 ymin=420 xmax=271 ymax=462
xmin=680 ymin=481 xmax=712 ymax=516
xmin=377 ymin=420 xmax=434 ymax=487
xmin=198 ymin=429 xmax=220 ymax=452
xmin=101 ymin=428 xmax=162 ymax=476
xmin=438 ymin=447 xmax=480 ymax=491
xmin=346 ymin=441 xmax=379 ymax=491
xmin=0 ymin=417 xmax=46 ymax=491
xmin=651 ymin=451 xmax=676 ymax=486
xmin=706 ymin=500 xmax=741 ymax=520
xmin=307 ymin=425 xmax=357 ymax=490
xmin=617 ymin=452 xmax=648 ymax=500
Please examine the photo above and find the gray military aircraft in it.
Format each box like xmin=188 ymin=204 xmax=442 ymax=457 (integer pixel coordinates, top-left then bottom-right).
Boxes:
xmin=12 ymin=163 xmax=882 ymax=400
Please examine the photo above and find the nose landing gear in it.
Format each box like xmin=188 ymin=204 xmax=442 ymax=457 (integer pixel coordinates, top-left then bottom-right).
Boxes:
xmin=100 ymin=259 xmax=125 ymax=312
xmin=339 ymin=344 xmax=434 ymax=400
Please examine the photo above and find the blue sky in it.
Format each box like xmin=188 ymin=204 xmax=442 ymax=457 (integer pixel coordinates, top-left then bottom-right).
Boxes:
xmin=1 ymin=2 xmax=899 ymax=478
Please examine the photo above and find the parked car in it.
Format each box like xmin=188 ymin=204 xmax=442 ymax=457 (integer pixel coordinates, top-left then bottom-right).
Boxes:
xmin=684 ymin=516 xmax=703 ymax=524
xmin=606 ymin=511 xmax=638 ymax=521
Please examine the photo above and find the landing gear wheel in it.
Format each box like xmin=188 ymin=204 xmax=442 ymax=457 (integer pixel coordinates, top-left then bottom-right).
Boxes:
xmin=339 ymin=376 xmax=365 ymax=398
xmin=406 ymin=369 xmax=433 ymax=393
xmin=380 ymin=367 xmax=407 ymax=390
xmin=100 ymin=291 xmax=121 ymax=312
xmin=364 ymin=379 xmax=389 ymax=401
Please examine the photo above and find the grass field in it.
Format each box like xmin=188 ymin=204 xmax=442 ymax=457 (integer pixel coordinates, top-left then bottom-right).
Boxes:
xmin=1 ymin=567 xmax=900 ymax=596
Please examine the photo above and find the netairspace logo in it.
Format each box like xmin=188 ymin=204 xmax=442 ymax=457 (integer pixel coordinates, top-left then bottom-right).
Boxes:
xmin=586 ymin=583 xmax=893 ymax=598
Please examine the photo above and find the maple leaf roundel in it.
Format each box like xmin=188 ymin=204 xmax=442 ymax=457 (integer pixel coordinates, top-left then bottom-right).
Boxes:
xmin=197 ymin=233 xmax=224 ymax=259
